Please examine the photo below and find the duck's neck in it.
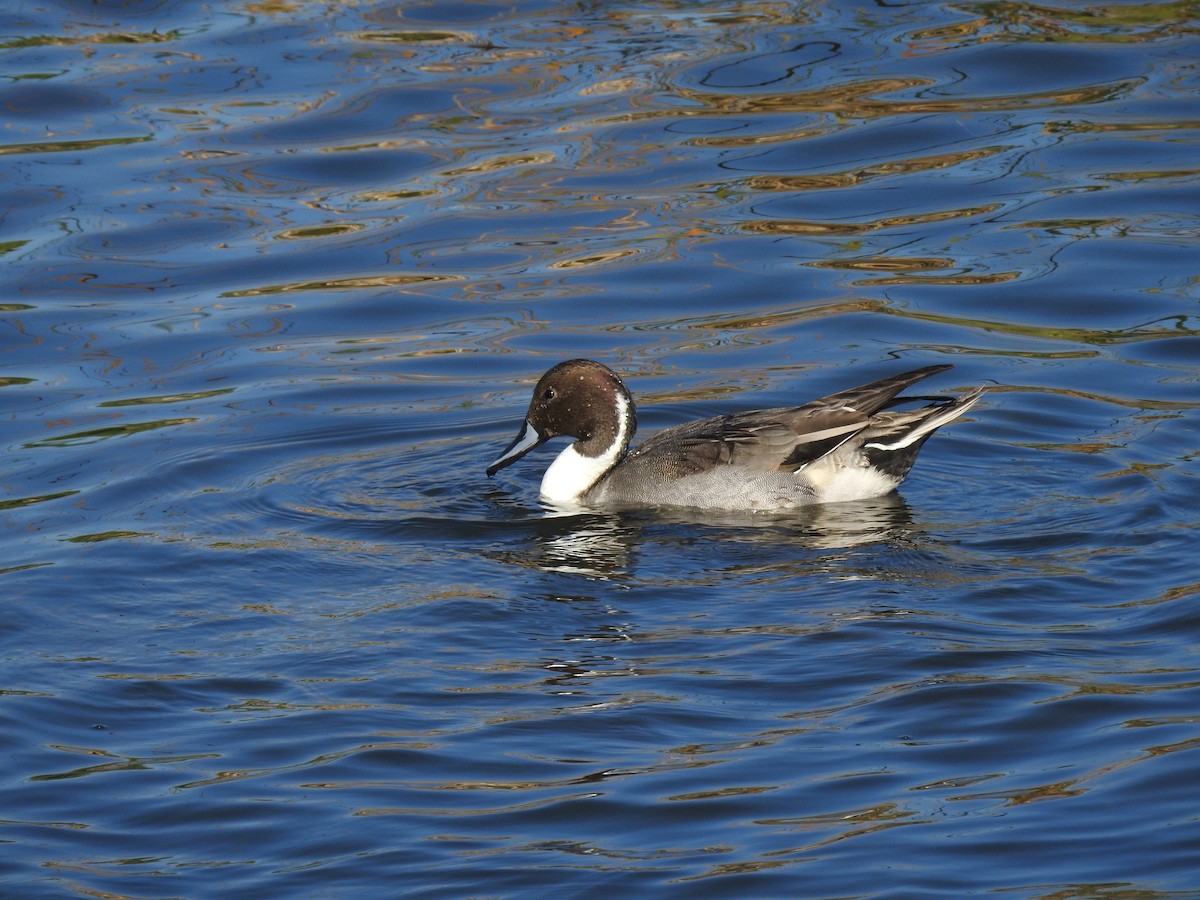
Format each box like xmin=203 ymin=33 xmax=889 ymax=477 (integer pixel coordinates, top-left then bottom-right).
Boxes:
xmin=540 ymin=391 xmax=633 ymax=503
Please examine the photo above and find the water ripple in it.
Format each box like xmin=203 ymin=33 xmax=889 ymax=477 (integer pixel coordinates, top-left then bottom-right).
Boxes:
xmin=4 ymin=0 xmax=1200 ymax=896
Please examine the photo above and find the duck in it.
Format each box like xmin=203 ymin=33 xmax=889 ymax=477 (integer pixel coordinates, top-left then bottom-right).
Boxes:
xmin=486 ymin=359 xmax=981 ymax=510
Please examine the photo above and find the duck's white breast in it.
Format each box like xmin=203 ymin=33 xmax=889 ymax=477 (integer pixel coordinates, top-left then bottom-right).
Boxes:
xmin=540 ymin=391 xmax=631 ymax=504
xmin=540 ymin=445 xmax=616 ymax=504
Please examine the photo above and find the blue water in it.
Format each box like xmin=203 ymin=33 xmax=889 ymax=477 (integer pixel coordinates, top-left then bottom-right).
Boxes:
xmin=3 ymin=0 xmax=1200 ymax=896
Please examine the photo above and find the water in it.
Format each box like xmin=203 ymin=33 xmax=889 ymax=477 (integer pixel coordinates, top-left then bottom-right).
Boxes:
xmin=3 ymin=0 xmax=1199 ymax=896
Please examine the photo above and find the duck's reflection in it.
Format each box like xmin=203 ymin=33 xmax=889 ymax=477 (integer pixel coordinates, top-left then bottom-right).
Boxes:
xmin=644 ymin=492 xmax=916 ymax=551
xmin=486 ymin=512 xmax=636 ymax=578
xmin=488 ymin=492 xmax=918 ymax=579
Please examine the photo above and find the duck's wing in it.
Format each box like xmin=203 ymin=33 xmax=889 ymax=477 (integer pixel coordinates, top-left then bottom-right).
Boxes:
xmin=802 ymin=364 xmax=954 ymax=415
xmin=626 ymin=407 xmax=864 ymax=477
xmin=626 ymin=365 xmax=962 ymax=478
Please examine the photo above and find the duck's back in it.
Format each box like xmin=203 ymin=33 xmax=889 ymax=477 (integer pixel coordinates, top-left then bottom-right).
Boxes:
xmin=585 ymin=404 xmax=864 ymax=509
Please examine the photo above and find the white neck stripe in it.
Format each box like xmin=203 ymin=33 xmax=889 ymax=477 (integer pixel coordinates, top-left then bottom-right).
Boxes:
xmin=539 ymin=391 xmax=630 ymax=504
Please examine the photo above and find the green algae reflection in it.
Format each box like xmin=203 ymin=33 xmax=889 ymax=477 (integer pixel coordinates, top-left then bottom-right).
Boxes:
xmin=25 ymin=418 xmax=197 ymax=449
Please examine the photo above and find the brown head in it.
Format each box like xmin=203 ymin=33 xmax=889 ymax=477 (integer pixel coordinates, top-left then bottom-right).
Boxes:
xmin=486 ymin=359 xmax=637 ymax=477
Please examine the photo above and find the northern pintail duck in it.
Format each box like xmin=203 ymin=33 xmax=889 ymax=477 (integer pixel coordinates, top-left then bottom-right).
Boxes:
xmin=487 ymin=359 xmax=981 ymax=510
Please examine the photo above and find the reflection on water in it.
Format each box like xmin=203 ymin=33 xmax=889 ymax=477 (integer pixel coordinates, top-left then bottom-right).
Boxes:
xmin=643 ymin=492 xmax=919 ymax=550
xmin=3 ymin=0 xmax=1200 ymax=897
xmin=492 ymin=494 xmax=923 ymax=578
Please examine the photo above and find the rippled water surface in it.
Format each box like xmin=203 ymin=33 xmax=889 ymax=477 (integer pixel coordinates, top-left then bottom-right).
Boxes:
xmin=4 ymin=0 xmax=1200 ymax=896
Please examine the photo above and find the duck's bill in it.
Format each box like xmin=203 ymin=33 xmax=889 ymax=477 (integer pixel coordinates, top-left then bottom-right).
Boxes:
xmin=486 ymin=419 xmax=545 ymax=476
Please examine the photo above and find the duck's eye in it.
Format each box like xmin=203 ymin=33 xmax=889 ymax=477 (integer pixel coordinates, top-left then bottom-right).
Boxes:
xmin=543 ymin=387 xmax=556 ymax=400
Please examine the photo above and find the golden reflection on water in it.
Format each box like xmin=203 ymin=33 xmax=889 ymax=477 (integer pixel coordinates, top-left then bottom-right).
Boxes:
xmin=549 ymin=248 xmax=642 ymax=270
xmin=0 ymin=31 xmax=182 ymax=49
xmin=907 ymin=0 xmax=1200 ymax=46
xmin=810 ymin=256 xmax=957 ymax=273
xmin=589 ymin=77 xmax=1144 ymax=129
xmin=353 ymin=30 xmax=476 ymax=45
xmin=220 ymin=273 xmax=461 ymax=296
xmin=62 ymin=530 xmax=150 ymax=543
xmin=274 ymin=223 xmax=367 ymax=240
xmin=742 ymin=203 xmax=1005 ymax=236
xmin=878 ymin=307 xmax=1200 ymax=357
xmin=440 ymin=151 xmax=556 ymax=176
xmin=743 ymin=147 xmax=1010 ymax=190
xmin=0 ymin=135 xmax=153 ymax=156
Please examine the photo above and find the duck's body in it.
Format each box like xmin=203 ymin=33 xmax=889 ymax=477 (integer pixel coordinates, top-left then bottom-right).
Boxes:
xmin=487 ymin=359 xmax=981 ymax=511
